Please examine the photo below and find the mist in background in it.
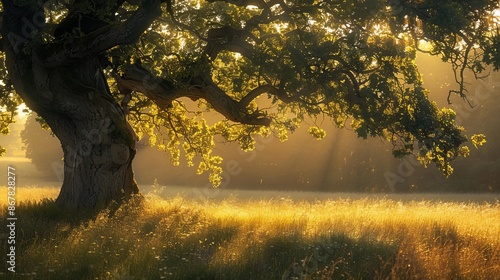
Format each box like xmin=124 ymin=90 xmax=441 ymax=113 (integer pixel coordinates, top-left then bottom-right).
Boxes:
xmin=2 ymin=54 xmax=499 ymax=193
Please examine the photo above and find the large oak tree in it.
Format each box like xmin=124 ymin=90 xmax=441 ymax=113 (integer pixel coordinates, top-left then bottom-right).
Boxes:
xmin=0 ymin=0 xmax=497 ymax=211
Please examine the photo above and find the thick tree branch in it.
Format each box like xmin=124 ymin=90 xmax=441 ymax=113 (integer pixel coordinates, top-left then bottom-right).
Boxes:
xmin=40 ymin=0 xmax=162 ymax=68
xmin=239 ymin=84 xmax=294 ymax=107
xmin=115 ymin=61 xmax=204 ymax=109
xmin=204 ymin=26 xmax=257 ymax=60
xmin=116 ymin=62 xmax=271 ymax=126
xmin=201 ymin=77 xmax=271 ymax=126
xmin=1 ymin=0 xmax=47 ymax=110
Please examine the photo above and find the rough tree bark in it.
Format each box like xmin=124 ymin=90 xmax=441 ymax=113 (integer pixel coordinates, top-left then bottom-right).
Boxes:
xmin=1 ymin=0 xmax=161 ymax=212
xmin=15 ymin=52 xmax=139 ymax=211
xmin=43 ymin=59 xmax=140 ymax=211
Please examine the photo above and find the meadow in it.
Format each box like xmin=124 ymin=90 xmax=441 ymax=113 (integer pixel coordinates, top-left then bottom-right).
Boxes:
xmin=0 ymin=186 xmax=499 ymax=279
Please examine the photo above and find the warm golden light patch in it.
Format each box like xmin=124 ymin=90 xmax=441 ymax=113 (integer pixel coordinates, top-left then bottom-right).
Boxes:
xmin=418 ymin=39 xmax=433 ymax=52
xmin=492 ymin=9 xmax=500 ymax=24
xmin=1 ymin=187 xmax=498 ymax=278
xmin=17 ymin=103 xmax=30 ymax=118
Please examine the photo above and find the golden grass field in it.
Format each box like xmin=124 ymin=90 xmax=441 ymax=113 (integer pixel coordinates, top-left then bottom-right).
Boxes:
xmin=0 ymin=186 xmax=499 ymax=279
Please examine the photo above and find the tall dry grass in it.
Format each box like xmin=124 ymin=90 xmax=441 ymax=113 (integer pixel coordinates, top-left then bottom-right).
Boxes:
xmin=0 ymin=187 xmax=498 ymax=279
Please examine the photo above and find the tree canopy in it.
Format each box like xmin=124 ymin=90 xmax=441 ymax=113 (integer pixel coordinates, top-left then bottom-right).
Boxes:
xmin=1 ymin=0 xmax=498 ymax=186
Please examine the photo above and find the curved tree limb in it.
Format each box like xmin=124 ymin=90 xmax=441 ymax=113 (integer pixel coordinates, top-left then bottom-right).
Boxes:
xmin=204 ymin=25 xmax=257 ymax=60
xmin=40 ymin=0 xmax=162 ymax=68
xmin=116 ymin=62 xmax=272 ymax=126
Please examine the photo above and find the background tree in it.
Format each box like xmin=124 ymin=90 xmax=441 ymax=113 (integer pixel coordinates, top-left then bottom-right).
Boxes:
xmin=21 ymin=113 xmax=63 ymax=179
xmin=0 ymin=0 xmax=497 ymax=212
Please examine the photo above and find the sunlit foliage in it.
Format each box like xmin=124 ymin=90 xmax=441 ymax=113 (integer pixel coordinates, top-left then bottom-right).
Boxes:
xmin=0 ymin=47 xmax=21 ymax=156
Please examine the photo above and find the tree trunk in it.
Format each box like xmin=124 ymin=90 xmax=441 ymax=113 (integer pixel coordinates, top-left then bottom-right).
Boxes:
xmin=53 ymin=115 xmax=139 ymax=212
xmin=13 ymin=54 xmax=140 ymax=212
xmin=40 ymin=59 xmax=140 ymax=212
